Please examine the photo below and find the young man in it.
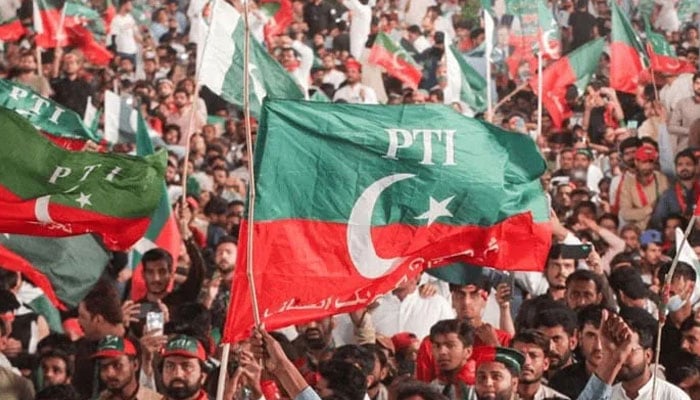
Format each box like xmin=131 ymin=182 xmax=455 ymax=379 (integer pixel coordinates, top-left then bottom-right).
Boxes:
xmin=652 ymin=149 xmax=699 ymax=227
xmin=511 ymin=330 xmax=569 ymax=400
xmin=428 ymin=319 xmax=474 ymax=399
xmin=564 ymin=270 xmax=605 ymax=311
xmin=533 ymin=305 xmax=578 ymax=378
xmin=160 ymin=335 xmax=209 ymax=400
xmin=473 ymin=346 xmax=525 ymax=400
xmin=93 ymin=335 xmax=160 ymax=400
xmin=40 ymin=349 xmax=73 ymax=387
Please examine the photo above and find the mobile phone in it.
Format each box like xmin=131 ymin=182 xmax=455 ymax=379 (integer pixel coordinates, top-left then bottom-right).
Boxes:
xmin=560 ymin=244 xmax=593 ymax=259
xmin=146 ymin=311 xmax=164 ymax=335
xmin=138 ymin=302 xmax=159 ymax=319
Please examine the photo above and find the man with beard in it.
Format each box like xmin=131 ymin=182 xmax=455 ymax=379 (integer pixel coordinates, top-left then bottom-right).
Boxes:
xmin=652 ymin=149 xmax=699 ymax=228
xmin=669 ymin=73 xmax=700 ymax=153
xmin=473 ymin=347 xmax=524 ymax=400
xmin=549 ymin=305 xmax=605 ymax=399
xmin=292 ymin=317 xmax=335 ymax=383
xmin=611 ymin=307 xmax=689 ymax=399
xmin=619 ymin=145 xmax=670 ymax=230
xmin=160 ymin=335 xmax=209 ymax=400
xmin=332 ymin=59 xmax=378 ymax=104
xmin=659 ymin=262 xmax=697 ymax=369
xmin=572 ymin=149 xmax=604 ymax=194
xmin=166 ymin=88 xmax=205 ymax=145
xmin=510 ymin=330 xmax=568 ymax=400
xmin=428 ymin=319 xmax=474 ymax=399
xmin=203 ymin=236 xmax=237 ymax=329
xmin=610 ymin=137 xmax=641 ymax=218
xmin=533 ymin=305 xmax=578 ymax=378
xmin=564 ymin=270 xmax=605 ymax=311
xmin=93 ymin=335 xmax=160 ymax=400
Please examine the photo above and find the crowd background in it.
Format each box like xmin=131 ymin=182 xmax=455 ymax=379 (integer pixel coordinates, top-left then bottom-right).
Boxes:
xmin=1 ymin=0 xmax=700 ymax=398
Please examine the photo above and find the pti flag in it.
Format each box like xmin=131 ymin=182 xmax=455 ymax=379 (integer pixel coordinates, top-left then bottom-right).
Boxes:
xmin=0 ymin=18 xmax=27 ymax=42
xmin=444 ymin=45 xmax=487 ymax=113
xmin=223 ymin=99 xmax=551 ymax=342
xmin=0 ymin=107 xmax=166 ymax=250
xmin=645 ymin=20 xmax=696 ymax=75
xmin=369 ymin=32 xmax=423 ymax=89
xmin=611 ymin=1 xmax=649 ymax=93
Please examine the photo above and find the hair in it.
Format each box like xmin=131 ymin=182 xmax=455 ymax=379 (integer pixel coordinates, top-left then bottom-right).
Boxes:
xmin=37 ymin=333 xmax=76 ymax=356
xmin=577 ymin=305 xmax=605 ymax=331
xmin=332 ymin=345 xmax=376 ymax=377
xmin=618 ymin=306 xmax=658 ymax=350
xmin=396 ymin=380 xmax=449 ymax=400
xmin=204 ymin=196 xmax=228 ymax=216
xmin=166 ymin=302 xmax=212 ymax=340
xmin=0 ymin=288 xmax=20 ymax=314
xmin=40 ymin=348 xmax=75 ymax=378
xmin=566 ymin=269 xmax=604 ymax=294
xmin=142 ymin=248 xmax=174 ymax=271
xmin=0 ymin=268 xmax=20 ymax=291
xmin=610 ymin=251 xmax=639 ymax=270
xmin=215 ymin=235 xmax=237 ymax=249
xmin=620 ymin=224 xmax=641 ymax=237
xmin=675 ymin=148 xmax=698 ymax=165
xmin=81 ymin=280 xmax=123 ymax=325
xmin=598 ymin=213 xmax=619 ymax=230
xmin=681 ymin=315 xmax=700 ymax=333
xmin=619 ymin=137 xmax=641 ymax=153
xmin=429 ymin=319 xmax=475 ymax=347
xmin=663 ymin=213 xmax=688 ymax=230
xmin=534 ymin=306 xmax=578 ymax=336
xmin=657 ymin=261 xmax=697 ymax=286
xmin=35 ymin=384 xmax=81 ymax=400
xmin=510 ymin=329 xmax=550 ymax=354
xmin=666 ymin=351 xmax=700 ymax=386
xmin=319 ymin=360 xmax=368 ymax=400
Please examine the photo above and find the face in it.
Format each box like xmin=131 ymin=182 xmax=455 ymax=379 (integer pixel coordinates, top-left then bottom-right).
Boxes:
xmin=537 ymin=325 xmax=576 ymax=371
xmin=214 ymin=242 xmax=237 ymax=273
xmin=346 ymin=67 xmax=361 ymax=84
xmin=512 ymin=341 xmax=548 ymax=384
xmin=42 ymin=356 xmax=70 ymax=386
xmin=618 ymin=333 xmax=649 ymax=382
xmin=19 ymin=55 xmax=37 ymax=72
xmin=162 ymin=356 xmax=206 ymax=400
xmin=62 ymin=54 xmax=80 ymax=75
xmin=546 ymin=257 xmax=576 ymax=289
xmin=144 ymin=259 xmax=171 ymax=295
xmin=676 ymin=156 xmax=696 ymax=180
xmin=573 ymin=154 xmax=590 ymax=170
xmin=158 ymin=83 xmax=174 ymax=97
xmin=566 ymin=279 xmax=601 ymax=310
xmin=621 ymin=229 xmax=640 ymax=250
xmin=99 ymin=355 xmax=136 ymax=392
xmin=665 ymin=218 xmax=682 ymax=245
xmin=579 ymin=322 xmax=603 ymax=368
xmin=174 ymin=92 xmax=189 ymax=108
xmin=560 ymin=151 xmax=574 ymax=170
xmin=451 ymin=285 xmax=487 ymax=320
xmin=77 ymin=302 xmax=100 ymax=340
xmin=693 ymin=78 xmax=700 ymax=98
xmin=475 ymin=361 xmax=518 ymax=400
xmin=681 ymin=327 xmax=700 ymax=356
xmin=643 ymin=243 xmax=662 ymax=265
xmin=296 ymin=318 xmax=333 ymax=350
xmin=431 ymin=333 xmax=472 ymax=373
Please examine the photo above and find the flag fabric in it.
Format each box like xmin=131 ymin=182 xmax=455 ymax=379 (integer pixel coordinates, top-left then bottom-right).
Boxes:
xmin=368 ymin=32 xmax=423 ymax=89
xmin=65 ymin=24 xmax=113 ymax=66
xmin=262 ymin=0 xmax=293 ymax=47
xmin=15 ymin=282 xmax=64 ymax=333
xmin=0 ymin=107 xmax=166 ymax=251
xmin=444 ymin=45 xmax=487 ymax=113
xmin=199 ymin=0 xmax=304 ymax=116
xmin=645 ymin=22 xmax=696 ymax=75
xmin=537 ymin=0 xmax=560 ymax=60
xmin=104 ymin=91 xmax=163 ymax=146
xmin=610 ymin=1 xmax=649 ymax=93
xmin=223 ymin=99 xmax=551 ymax=343
xmin=103 ymin=0 xmax=115 ymax=28
xmin=531 ymin=38 xmax=605 ymax=128
xmin=129 ymin=112 xmax=181 ymax=301
xmin=0 ymin=18 xmax=27 ymax=42
xmin=0 ymin=233 xmax=108 ymax=313
xmin=0 ymin=79 xmax=102 ymax=149
xmin=34 ymin=0 xmax=68 ymax=48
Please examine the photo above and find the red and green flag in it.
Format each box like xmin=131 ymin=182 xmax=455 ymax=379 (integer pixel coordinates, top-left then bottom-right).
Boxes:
xmin=0 ymin=107 xmax=166 ymax=251
xmin=530 ymin=38 xmax=605 ymax=128
xmin=34 ymin=0 xmax=68 ymax=48
xmin=103 ymin=0 xmax=115 ymax=28
xmin=645 ymin=21 xmax=696 ymax=75
xmin=262 ymin=0 xmax=293 ymax=48
xmin=222 ymin=99 xmax=552 ymax=343
xmin=0 ymin=18 xmax=27 ymax=42
xmin=0 ymin=79 xmax=102 ymax=149
xmin=129 ymin=111 xmax=181 ymax=301
xmin=538 ymin=0 xmax=561 ymax=60
xmin=369 ymin=32 xmax=423 ymax=89
xmin=611 ymin=1 xmax=649 ymax=93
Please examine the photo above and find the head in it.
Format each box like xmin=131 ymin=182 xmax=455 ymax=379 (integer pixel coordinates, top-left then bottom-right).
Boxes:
xmin=575 ymin=306 xmax=606 ymax=370
xmin=634 ymin=145 xmax=658 ymax=177
xmin=619 ymin=137 xmax=641 ymax=169
xmin=449 ymin=281 xmax=490 ymax=321
xmin=395 ymin=381 xmax=449 ymax=400
xmin=78 ymin=281 xmax=123 ymax=340
xmin=617 ymin=307 xmax=658 ymax=382
xmin=429 ymin=319 xmax=474 ymax=374
xmin=214 ymin=236 xmax=238 ymax=274
xmin=173 ymin=88 xmax=190 ymax=109
xmin=296 ymin=317 xmax=334 ymax=350
xmin=18 ymin=51 xmax=38 ymax=73
xmin=658 ymin=261 xmax=697 ymax=307
xmin=474 ymin=348 xmax=523 ymax=400
xmin=332 ymin=345 xmax=381 ymax=390
xmin=565 ymin=270 xmax=604 ymax=310
xmin=534 ymin=307 xmax=578 ymax=371
xmin=681 ymin=317 xmax=700 ymax=357
xmin=61 ymin=53 xmax=81 ymax=76
xmin=345 ymin=59 xmax=362 ymax=84
xmin=142 ymin=248 xmax=173 ymax=296
xmin=93 ymin=336 xmax=139 ymax=394
xmin=573 ymin=149 xmax=593 ymax=170
xmin=620 ymin=224 xmax=641 ymax=251
xmin=675 ymin=148 xmax=698 ymax=181
xmin=316 ymin=360 xmax=367 ymax=400
xmin=40 ymin=349 xmax=73 ymax=386
xmin=161 ymin=335 xmax=209 ymax=400
xmin=510 ymin=330 xmax=551 ymax=385
xmin=694 ymin=73 xmax=700 ymax=98
xmin=559 ymin=148 xmax=574 ymax=171
xmin=545 ymin=245 xmax=577 ymax=289
xmin=666 ymin=351 xmax=700 ymax=399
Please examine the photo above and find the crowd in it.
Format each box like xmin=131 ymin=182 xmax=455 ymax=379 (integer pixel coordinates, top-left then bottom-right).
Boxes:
xmin=1 ymin=0 xmax=700 ymax=398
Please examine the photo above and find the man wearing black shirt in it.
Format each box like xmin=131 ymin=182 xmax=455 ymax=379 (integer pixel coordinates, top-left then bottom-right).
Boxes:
xmin=567 ymin=0 xmax=596 ymax=51
xmin=51 ymin=51 xmax=94 ymax=115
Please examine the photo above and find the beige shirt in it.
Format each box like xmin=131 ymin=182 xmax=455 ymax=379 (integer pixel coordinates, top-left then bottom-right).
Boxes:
xmin=97 ymin=386 xmax=161 ymax=400
xmin=619 ymin=171 xmax=669 ymax=230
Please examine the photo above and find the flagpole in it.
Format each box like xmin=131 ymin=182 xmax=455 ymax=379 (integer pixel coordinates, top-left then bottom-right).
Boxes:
xmin=537 ymin=49 xmax=543 ymax=137
xmin=56 ymin=2 xmax=67 ymax=45
xmin=484 ymin=10 xmax=493 ymax=122
xmin=652 ymin=215 xmax=696 ymax=400
xmin=36 ymin=47 xmax=43 ymax=77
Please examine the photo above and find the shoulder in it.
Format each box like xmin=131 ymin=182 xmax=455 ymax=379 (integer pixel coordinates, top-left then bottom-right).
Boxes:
xmin=657 ymin=379 xmax=691 ymax=399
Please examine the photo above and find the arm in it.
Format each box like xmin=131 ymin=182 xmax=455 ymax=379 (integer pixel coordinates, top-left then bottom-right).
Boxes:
xmin=170 ymin=237 xmax=206 ymax=304
xmin=291 ymin=40 xmax=313 ymax=84
xmin=256 ymin=329 xmax=317 ymax=399
xmin=656 ymin=103 xmax=675 ymax=177
xmin=618 ymin=180 xmax=652 ymax=223
xmin=349 ymin=309 xmax=376 ymax=345
xmin=495 ymin=283 xmax=515 ymax=336
xmin=668 ymin=100 xmax=689 ymax=136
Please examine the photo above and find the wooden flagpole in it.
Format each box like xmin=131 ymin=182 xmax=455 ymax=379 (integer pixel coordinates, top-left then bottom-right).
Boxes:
xmin=536 ymin=49 xmax=543 ymax=137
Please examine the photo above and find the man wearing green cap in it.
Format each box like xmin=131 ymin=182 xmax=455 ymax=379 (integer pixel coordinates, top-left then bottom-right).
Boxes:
xmin=473 ymin=346 xmax=524 ymax=400
xmin=160 ymin=335 xmax=209 ymax=400
xmin=573 ymin=148 xmax=604 ymax=194
xmin=93 ymin=335 xmax=160 ymax=400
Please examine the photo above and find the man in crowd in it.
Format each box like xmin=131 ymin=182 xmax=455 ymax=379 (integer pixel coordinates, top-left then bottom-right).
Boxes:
xmin=93 ymin=335 xmax=160 ymax=400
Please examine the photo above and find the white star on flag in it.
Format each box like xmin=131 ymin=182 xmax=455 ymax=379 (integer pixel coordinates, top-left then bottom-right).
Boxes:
xmin=75 ymin=192 xmax=92 ymax=208
xmin=415 ymin=196 xmax=455 ymax=226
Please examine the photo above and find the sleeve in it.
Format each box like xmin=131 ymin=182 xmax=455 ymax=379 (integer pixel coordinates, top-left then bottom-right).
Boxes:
xmin=657 ymin=123 xmax=675 ymax=178
xmin=576 ymin=374 xmax=612 ymax=400
xmin=668 ymin=100 xmax=689 ymax=136
xmin=170 ymin=238 xmax=206 ymax=304
xmin=619 ymin=179 xmax=651 ymax=223
xmin=415 ymin=336 xmax=436 ymax=382
xmin=291 ymin=40 xmax=314 ymax=85
xmin=294 ymin=387 xmax=323 ymax=400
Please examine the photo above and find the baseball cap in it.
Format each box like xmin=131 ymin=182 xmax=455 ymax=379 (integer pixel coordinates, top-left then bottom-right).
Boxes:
xmin=345 ymin=58 xmax=361 ymax=72
xmin=474 ymin=346 xmax=525 ymax=374
xmin=162 ymin=335 xmax=207 ymax=361
xmin=635 ymin=145 xmax=658 ymax=162
xmin=93 ymin=335 xmax=137 ymax=358
xmin=640 ymin=229 xmax=662 ymax=246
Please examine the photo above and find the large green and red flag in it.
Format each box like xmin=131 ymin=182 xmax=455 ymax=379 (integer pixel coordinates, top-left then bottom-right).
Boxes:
xmin=0 ymin=233 xmax=108 ymax=314
xmin=645 ymin=21 xmax=696 ymax=75
xmin=444 ymin=45 xmax=487 ymax=113
xmin=129 ymin=111 xmax=181 ymax=301
xmin=530 ymin=38 xmax=605 ymax=128
xmin=369 ymin=32 xmax=423 ymax=89
xmin=34 ymin=0 xmax=68 ymax=48
xmin=222 ymin=99 xmax=551 ymax=343
xmin=0 ymin=107 xmax=166 ymax=250
xmin=261 ymin=0 xmax=293 ymax=48
xmin=0 ymin=17 xmax=27 ymax=42
xmin=611 ymin=1 xmax=649 ymax=93
xmin=0 ymin=79 xmax=103 ymax=150
xmin=537 ymin=0 xmax=560 ymax=60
